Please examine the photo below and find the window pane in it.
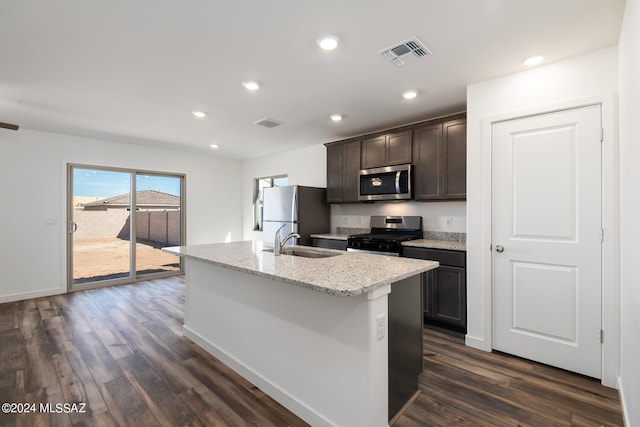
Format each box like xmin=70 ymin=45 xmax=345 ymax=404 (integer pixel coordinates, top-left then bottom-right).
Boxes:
xmin=135 ymin=174 xmax=182 ymax=277
xmin=273 ymin=176 xmax=288 ymax=187
xmin=253 ymin=175 xmax=287 ymax=231
xmin=71 ymin=168 xmax=132 ymax=285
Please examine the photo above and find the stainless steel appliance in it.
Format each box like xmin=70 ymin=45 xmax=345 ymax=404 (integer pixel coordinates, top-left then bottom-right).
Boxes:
xmin=347 ymin=215 xmax=423 ymax=256
xmin=262 ymin=185 xmax=330 ymax=248
xmin=358 ymin=164 xmax=412 ymax=201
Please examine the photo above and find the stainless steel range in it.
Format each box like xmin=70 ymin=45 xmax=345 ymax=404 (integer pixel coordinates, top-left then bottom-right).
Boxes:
xmin=347 ymin=216 xmax=423 ymax=256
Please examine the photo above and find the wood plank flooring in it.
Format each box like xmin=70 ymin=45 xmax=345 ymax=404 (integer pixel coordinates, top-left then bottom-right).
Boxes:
xmin=394 ymin=327 xmax=624 ymax=427
xmin=0 ymin=277 xmax=623 ymax=426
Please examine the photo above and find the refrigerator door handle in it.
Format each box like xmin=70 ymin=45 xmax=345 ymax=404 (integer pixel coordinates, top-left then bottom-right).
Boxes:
xmin=292 ymin=185 xmax=298 ymax=223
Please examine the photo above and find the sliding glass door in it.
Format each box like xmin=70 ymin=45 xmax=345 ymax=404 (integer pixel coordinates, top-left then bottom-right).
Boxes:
xmin=68 ymin=165 xmax=184 ymax=290
xmin=134 ymin=173 xmax=182 ymax=278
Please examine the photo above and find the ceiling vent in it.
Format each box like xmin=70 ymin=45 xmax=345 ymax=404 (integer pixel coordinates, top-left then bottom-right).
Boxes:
xmin=378 ymin=37 xmax=432 ymax=66
xmin=254 ymin=117 xmax=282 ymax=128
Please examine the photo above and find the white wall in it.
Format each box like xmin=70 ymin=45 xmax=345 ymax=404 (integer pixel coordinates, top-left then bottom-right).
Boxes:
xmin=242 ymin=144 xmax=327 ymax=242
xmin=0 ymin=129 xmax=243 ymax=303
xmin=330 ymin=202 xmax=466 ymax=234
xmin=466 ymin=47 xmax=618 ymax=363
xmin=617 ymin=0 xmax=640 ymax=424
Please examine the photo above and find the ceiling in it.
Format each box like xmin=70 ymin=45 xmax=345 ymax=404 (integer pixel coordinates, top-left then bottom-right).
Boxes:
xmin=0 ymin=0 xmax=626 ymax=159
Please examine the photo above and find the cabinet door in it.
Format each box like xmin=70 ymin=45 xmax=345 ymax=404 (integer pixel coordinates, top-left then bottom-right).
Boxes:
xmin=442 ymin=119 xmax=467 ymax=199
xmin=326 ymin=143 xmax=344 ymax=203
xmin=423 ymin=271 xmax=432 ymax=318
xmin=412 ymin=124 xmax=443 ymax=200
xmin=387 ymin=130 xmax=413 ymax=165
xmin=326 ymin=140 xmax=361 ymax=203
xmin=342 ymin=140 xmax=361 ymax=202
xmin=431 ymin=265 xmax=466 ymax=328
xmin=361 ymin=135 xmax=386 ymax=169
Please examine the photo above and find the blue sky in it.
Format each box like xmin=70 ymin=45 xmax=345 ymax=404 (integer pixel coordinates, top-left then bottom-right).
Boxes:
xmin=73 ymin=168 xmax=181 ymax=198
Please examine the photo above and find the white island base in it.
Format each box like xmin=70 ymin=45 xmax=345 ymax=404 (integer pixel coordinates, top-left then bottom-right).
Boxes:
xmin=183 ymin=258 xmax=415 ymax=427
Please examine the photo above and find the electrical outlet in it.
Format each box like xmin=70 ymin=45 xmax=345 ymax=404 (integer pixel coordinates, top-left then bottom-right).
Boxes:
xmin=45 ymin=217 xmax=57 ymax=226
xmin=445 ymin=217 xmax=453 ymax=228
xmin=376 ymin=314 xmax=385 ymax=340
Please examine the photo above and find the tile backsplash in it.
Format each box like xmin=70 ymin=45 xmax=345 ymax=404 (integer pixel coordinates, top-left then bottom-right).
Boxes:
xmin=330 ymin=201 xmax=467 ymax=234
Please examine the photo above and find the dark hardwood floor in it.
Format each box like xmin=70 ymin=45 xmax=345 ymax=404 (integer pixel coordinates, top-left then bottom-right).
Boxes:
xmin=394 ymin=327 xmax=624 ymax=427
xmin=0 ymin=277 xmax=623 ymax=426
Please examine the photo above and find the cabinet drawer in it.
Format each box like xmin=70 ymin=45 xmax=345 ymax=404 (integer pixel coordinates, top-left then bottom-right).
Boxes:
xmin=401 ymin=247 xmax=465 ymax=267
xmin=312 ymin=238 xmax=347 ymax=251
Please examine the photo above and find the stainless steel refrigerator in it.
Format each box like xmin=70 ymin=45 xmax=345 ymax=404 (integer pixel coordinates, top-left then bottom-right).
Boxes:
xmin=262 ymin=185 xmax=330 ymax=248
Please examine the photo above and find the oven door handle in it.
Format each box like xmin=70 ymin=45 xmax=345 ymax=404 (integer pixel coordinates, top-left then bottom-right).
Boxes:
xmin=395 ymin=171 xmax=401 ymax=194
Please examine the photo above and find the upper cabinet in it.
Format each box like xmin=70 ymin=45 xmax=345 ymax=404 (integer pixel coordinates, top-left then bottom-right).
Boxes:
xmin=412 ymin=123 xmax=443 ymax=200
xmin=442 ymin=119 xmax=467 ymax=199
xmin=361 ymin=130 xmax=412 ymax=169
xmin=325 ymin=113 xmax=466 ymax=203
xmin=326 ymin=139 xmax=361 ymax=203
xmin=413 ymin=117 xmax=467 ymax=200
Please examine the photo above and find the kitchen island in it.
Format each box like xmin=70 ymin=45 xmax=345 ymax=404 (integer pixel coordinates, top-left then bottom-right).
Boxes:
xmin=163 ymin=241 xmax=438 ymax=427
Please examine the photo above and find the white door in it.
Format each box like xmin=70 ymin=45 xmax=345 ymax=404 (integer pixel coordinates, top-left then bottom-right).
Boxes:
xmin=491 ymin=104 xmax=602 ymax=378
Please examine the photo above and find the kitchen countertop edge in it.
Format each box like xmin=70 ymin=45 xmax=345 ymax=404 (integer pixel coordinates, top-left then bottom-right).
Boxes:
xmin=163 ymin=242 xmax=437 ymax=297
xmin=311 ymin=234 xmax=467 ymax=251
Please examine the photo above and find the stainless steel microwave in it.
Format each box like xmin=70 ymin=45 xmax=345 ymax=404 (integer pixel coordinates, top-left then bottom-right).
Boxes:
xmin=358 ymin=164 xmax=412 ymax=201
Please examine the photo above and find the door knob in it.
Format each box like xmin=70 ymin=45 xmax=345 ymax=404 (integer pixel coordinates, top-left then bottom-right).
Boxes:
xmin=495 ymin=245 xmax=504 ymax=253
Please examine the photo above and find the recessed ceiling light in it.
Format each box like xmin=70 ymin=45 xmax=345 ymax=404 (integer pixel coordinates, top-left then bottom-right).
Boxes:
xmin=330 ymin=114 xmax=343 ymax=122
xmin=318 ymin=35 xmax=339 ymax=51
xmin=210 ymin=144 xmax=219 ymax=149
xmin=243 ymin=81 xmax=260 ymax=91
xmin=402 ymin=90 xmax=418 ymax=100
xmin=523 ymin=55 xmax=544 ymax=66
xmin=192 ymin=110 xmax=206 ymax=118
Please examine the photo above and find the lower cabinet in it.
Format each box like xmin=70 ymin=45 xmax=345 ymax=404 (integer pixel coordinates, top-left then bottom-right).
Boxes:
xmin=402 ymin=247 xmax=467 ymax=332
xmin=311 ymin=237 xmax=347 ymax=251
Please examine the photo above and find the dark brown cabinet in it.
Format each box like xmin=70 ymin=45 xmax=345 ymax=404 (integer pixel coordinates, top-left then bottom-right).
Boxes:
xmin=326 ymin=139 xmax=361 ymax=203
xmin=325 ymin=113 xmax=466 ymax=203
xmin=412 ymin=124 xmax=442 ymax=200
xmin=413 ymin=117 xmax=467 ymax=200
xmin=311 ymin=237 xmax=347 ymax=251
xmin=402 ymin=247 xmax=466 ymax=332
xmin=361 ymin=130 xmax=412 ymax=169
xmin=442 ymin=119 xmax=467 ymax=199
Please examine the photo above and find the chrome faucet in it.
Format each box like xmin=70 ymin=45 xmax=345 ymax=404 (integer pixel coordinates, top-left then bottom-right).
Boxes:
xmin=274 ymin=224 xmax=301 ymax=256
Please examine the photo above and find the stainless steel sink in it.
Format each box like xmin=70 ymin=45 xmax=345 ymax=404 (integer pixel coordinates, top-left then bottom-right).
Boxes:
xmin=262 ymin=247 xmax=342 ymax=258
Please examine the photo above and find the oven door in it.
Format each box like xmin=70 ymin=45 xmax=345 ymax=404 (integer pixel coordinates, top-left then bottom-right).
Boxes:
xmin=358 ymin=164 xmax=411 ymax=201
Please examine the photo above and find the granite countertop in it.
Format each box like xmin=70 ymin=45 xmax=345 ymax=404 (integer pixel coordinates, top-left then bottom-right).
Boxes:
xmin=163 ymin=241 xmax=437 ymax=297
xmin=310 ymin=233 xmax=351 ymax=240
xmin=402 ymin=239 xmax=466 ymax=251
xmin=311 ymin=232 xmax=467 ymax=251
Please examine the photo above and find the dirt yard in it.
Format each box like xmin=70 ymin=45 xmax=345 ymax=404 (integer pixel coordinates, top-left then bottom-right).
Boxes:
xmin=73 ymin=237 xmax=180 ymax=283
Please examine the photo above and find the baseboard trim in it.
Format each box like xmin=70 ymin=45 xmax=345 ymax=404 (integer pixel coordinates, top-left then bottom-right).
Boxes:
xmin=183 ymin=325 xmax=334 ymax=427
xmin=0 ymin=287 xmax=65 ymax=304
xmin=616 ymin=376 xmax=631 ymax=427
xmin=465 ymin=334 xmax=491 ymax=352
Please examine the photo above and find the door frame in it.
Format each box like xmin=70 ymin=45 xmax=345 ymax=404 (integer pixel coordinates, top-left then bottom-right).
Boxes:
xmin=66 ymin=163 xmax=187 ymax=292
xmin=477 ymin=94 xmax=619 ymax=387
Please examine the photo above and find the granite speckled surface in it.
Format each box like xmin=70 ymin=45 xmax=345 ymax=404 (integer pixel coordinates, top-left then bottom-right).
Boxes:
xmin=163 ymin=241 xmax=437 ymax=297
xmin=401 ymin=239 xmax=466 ymax=251
xmin=311 ymin=233 xmax=467 ymax=251
xmin=310 ymin=233 xmax=351 ymax=240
